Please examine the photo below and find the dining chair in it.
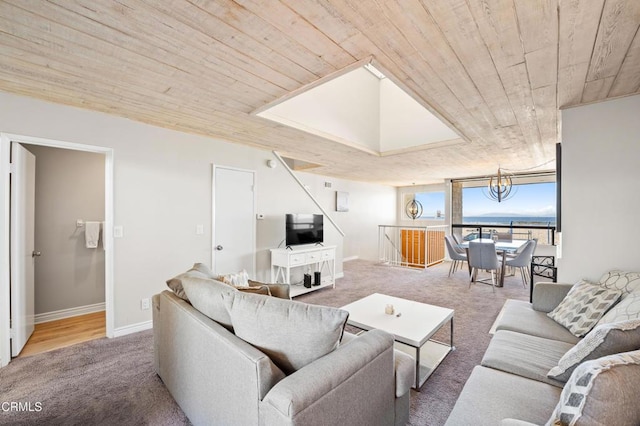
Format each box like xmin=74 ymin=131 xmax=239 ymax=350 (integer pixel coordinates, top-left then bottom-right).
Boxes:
xmin=504 ymin=239 xmax=537 ymax=288
xmin=467 ymin=240 xmax=501 ymax=292
xmin=444 ymin=235 xmax=467 ymax=277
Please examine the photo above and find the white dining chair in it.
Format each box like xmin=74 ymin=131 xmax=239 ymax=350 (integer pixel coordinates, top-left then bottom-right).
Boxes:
xmin=445 ymin=235 xmax=467 ymax=277
xmin=505 ymin=239 xmax=537 ymax=288
xmin=467 ymin=240 xmax=501 ymax=292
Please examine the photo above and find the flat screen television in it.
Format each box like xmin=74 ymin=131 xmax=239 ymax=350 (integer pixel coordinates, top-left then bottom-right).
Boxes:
xmin=285 ymin=214 xmax=323 ymax=247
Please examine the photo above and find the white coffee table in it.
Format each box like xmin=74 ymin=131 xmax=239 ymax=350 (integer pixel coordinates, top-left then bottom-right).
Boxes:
xmin=340 ymin=293 xmax=454 ymax=390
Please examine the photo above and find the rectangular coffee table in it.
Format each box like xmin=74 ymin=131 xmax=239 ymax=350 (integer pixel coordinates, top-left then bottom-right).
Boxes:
xmin=340 ymin=293 xmax=454 ymax=390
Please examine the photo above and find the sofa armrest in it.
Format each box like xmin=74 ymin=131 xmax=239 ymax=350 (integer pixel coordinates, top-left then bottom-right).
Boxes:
xmin=260 ymin=329 xmax=396 ymax=425
xmin=394 ymin=350 xmax=415 ymax=397
xmin=531 ymin=282 xmax=574 ymax=312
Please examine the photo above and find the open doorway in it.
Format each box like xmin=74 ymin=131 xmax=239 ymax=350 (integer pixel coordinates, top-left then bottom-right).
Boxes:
xmin=0 ymin=133 xmax=115 ymax=367
xmin=17 ymin=144 xmax=106 ymax=357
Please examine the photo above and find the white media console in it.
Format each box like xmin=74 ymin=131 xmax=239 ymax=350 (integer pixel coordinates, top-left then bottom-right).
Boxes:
xmin=270 ymin=245 xmax=336 ymax=297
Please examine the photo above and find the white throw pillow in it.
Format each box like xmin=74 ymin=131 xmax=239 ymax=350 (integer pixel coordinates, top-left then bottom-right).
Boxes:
xmin=219 ymin=269 xmax=249 ymax=287
xmin=597 ymin=291 xmax=640 ymax=326
xmin=547 ymin=280 xmax=621 ymax=337
xmin=548 ymin=319 xmax=640 ymax=382
xmin=598 ymin=270 xmax=640 ymax=299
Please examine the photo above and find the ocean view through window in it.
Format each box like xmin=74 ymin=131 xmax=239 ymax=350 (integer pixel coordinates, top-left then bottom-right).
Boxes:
xmin=463 ymin=182 xmax=556 ymax=225
xmin=459 ymin=182 xmax=557 ymax=243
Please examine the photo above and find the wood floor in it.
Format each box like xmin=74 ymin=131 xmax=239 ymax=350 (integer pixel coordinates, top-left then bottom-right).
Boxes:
xmin=18 ymin=311 xmax=106 ymax=358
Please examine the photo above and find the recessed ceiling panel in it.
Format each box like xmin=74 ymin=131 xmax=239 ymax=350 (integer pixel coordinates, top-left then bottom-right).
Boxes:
xmin=256 ymin=62 xmax=462 ymax=156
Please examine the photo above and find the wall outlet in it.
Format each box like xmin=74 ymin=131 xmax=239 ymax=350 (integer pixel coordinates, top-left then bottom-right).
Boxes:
xmin=141 ymin=298 xmax=150 ymax=310
xmin=196 ymin=224 xmax=204 ymax=235
xmin=114 ymin=226 xmax=124 ymax=238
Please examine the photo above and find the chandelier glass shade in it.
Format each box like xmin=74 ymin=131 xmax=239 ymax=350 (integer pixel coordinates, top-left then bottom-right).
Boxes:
xmin=487 ymin=168 xmax=515 ymax=202
xmin=405 ymin=197 xmax=423 ymax=219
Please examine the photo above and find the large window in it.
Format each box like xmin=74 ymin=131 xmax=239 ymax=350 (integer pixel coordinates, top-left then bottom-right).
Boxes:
xmin=462 ymin=182 xmax=556 ymax=225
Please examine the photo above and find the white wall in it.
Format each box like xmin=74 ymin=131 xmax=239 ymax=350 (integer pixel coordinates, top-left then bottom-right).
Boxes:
xmin=25 ymin=145 xmax=105 ymax=314
xmin=0 ymin=91 xmax=397 ymax=331
xmin=294 ymin=172 xmax=397 ymax=261
xmin=397 ymin=182 xmax=449 ymax=227
xmin=558 ymin=94 xmax=640 ymax=283
xmin=379 ymin=80 xmax=458 ymax=151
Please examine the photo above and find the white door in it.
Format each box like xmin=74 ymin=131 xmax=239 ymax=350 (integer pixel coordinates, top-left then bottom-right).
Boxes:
xmin=213 ymin=167 xmax=256 ymax=276
xmin=10 ymin=143 xmax=36 ymax=356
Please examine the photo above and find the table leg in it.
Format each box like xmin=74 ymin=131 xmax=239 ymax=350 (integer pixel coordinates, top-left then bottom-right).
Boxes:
xmin=499 ymin=251 xmax=506 ymax=287
xmin=415 ymin=346 xmax=421 ymax=389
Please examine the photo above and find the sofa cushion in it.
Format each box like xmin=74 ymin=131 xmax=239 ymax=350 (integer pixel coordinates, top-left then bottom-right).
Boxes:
xmin=481 ymin=330 xmax=572 ymax=387
xmin=223 ymin=291 xmax=348 ymax=375
xmin=181 ymin=276 xmax=235 ymax=329
xmin=547 ymin=319 xmax=640 ymax=382
xmin=547 ymin=280 xmax=621 ymax=337
xmin=495 ymin=300 xmax=580 ymax=344
xmin=598 ymin=270 xmax=640 ymax=299
xmin=547 ymin=350 xmax=640 ymax=426
xmin=597 ymin=291 xmax=640 ymax=326
xmin=444 ymin=366 xmax=561 ymax=426
xmin=166 ymin=263 xmax=215 ymax=300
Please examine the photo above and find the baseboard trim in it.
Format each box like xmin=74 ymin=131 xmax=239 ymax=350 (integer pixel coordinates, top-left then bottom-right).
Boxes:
xmin=35 ymin=302 xmax=106 ymax=324
xmin=343 ymin=256 xmax=359 ymax=262
xmin=113 ymin=320 xmax=152 ymax=337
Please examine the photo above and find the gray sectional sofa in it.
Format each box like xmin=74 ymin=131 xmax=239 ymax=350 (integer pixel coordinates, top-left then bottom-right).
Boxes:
xmin=446 ymin=272 xmax=640 ymax=426
xmin=153 ymin=279 xmax=415 ymax=426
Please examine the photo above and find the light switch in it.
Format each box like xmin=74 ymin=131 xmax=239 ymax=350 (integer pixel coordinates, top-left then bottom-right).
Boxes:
xmin=196 ymin=224 xmax=204 ymax=235
xmin=114 ymin=226 xmax=123 ymax=238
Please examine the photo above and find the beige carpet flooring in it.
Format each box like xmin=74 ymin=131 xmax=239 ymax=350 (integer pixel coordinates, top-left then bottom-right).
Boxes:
xmin=0 ymin=260 xmax=529 ymax=425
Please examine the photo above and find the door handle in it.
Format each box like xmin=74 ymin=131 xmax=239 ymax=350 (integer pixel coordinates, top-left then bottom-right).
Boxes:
xmin=32 ymin=251 xmax=41 ymax=257
xmin=215 ymin=245 xmax=223 ymax=251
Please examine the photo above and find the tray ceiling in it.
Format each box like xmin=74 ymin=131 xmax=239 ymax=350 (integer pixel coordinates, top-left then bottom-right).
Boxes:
xmin=0 ymin=0 xmax=639 ymax=186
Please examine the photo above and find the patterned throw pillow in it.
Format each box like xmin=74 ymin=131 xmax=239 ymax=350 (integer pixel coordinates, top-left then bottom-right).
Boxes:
xmin=547 ymin=319 xmax=640 ymax=382
xmin=598 ymin=270 xmax=640 ymax=299
xmin=547 ymin=350 xmax=640 ymax=426
xmin=597 ymin=291 xmax=640 ymax=326
xmin=547 ymin=280 xmax=621 ymax=337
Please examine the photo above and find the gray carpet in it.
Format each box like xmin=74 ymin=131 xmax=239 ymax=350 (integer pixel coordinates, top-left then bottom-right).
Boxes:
xmin=0 ymin=260 xmax=529 ymax=425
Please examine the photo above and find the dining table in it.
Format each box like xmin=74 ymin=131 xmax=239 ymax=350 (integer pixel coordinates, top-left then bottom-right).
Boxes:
xmin=459 ymin=238 xmax=528 ymax=287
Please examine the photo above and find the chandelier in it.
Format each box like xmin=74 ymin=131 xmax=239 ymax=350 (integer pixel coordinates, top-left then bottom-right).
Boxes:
xmin=486 ymin=167 xmax=515 ymax=202
xmin=405 ymin=197 xmax=423 ymax=220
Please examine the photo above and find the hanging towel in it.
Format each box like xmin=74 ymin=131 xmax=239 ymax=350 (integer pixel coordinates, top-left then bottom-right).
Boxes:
xmin=85 ymin=221 xmax=101 ymax=249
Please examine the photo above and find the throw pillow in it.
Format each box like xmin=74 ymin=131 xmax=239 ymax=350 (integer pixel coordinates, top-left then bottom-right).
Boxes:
xmin=547 ymin=319 xmax=640 ymax=382
xmin=234 ymin=285 xmax=271 ymax=296
xmin=248 ymin=279 xmax=290 ymax=300
xmin=181 ymin=276 xmax=235 ymax=329
xmin=546 ymin=350 xmax=640 ymax=426
xmin=166 ymin=263 xmax=215 ymax=300
xmin=598 ymin=270 xmax=640 ymax=299
xmin=547 ymin=280 xmax=621 ymax=337
xmin=597 ymin=291 xmax=640 ymax=326
xmin=218 ymin=270 xmax=249 ymax=287
xmin=224 ymin=291 xmax=349 ymax=374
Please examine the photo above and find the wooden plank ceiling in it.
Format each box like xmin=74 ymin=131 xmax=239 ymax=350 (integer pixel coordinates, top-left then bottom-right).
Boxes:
xmin=0 ymin=0 xmax=638 ymax=186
